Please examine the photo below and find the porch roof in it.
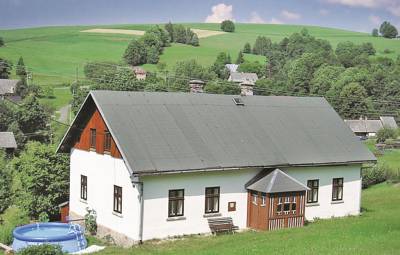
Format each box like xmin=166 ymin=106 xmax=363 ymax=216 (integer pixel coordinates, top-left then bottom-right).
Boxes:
xmin=246 ymin=169 xmax=309 ymax=194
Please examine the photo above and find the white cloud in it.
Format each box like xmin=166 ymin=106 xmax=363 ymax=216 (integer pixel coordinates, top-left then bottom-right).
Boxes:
xmin=325 ymin=0 xmax=400 ymax=17
xmin=248 ymin=12 xmax=266 ymax=23
xmin=269 ymin=18 xmax=284 ymax=24
xmin=281 ymin=10 xmax=301 ymax=20
xmin=369 ymin=15 xmax=381 ymax=25
xmin=205 ymin=3 xmax=234 ymax=23
xmin=319 ymin=9 xmax=330 ymax=15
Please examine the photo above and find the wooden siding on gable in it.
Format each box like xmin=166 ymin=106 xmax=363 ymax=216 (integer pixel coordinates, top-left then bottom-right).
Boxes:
xmin=74 ymin=109 xmax=122 ymax=158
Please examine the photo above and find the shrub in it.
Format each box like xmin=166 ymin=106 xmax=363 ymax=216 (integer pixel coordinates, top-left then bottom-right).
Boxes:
xmin=0 ymin=37 xmax=4 ymax=47
xmin=386 ymin=169 xmax=400 ymax=184
xmin=85 ymin=208 xmax=97 ymax=235
xmin=383 ymin=48 xmax=394 ymax=54
xmin=376 ymin=127 xmax=397 ymax=143
xmin=362 ymin=164 xmax=388 ymax=189
xmin=17 ymin=244 xmax=64 ymax=255
xmin=0 ymin=207 xmax=29 ymax=245
xmin=38 ymin=212 xmax=50 ymax=222
xmin=221 ymin=20 xmax=235 ymax=32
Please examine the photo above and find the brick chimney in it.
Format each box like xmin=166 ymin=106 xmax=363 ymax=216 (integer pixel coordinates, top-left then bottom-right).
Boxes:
xmin=240 ymin=81 xmax=254 ymax=96
xmin=189 ymin=80 xmax=205 ymax=93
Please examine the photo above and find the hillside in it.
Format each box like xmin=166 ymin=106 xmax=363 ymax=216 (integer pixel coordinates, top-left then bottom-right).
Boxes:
xmin=0 ymin=23 xmax=399 ymax=110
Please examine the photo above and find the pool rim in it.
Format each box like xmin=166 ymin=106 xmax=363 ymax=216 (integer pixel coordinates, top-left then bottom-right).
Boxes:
xmin=13 ymin=222 xmax=83 ymax=242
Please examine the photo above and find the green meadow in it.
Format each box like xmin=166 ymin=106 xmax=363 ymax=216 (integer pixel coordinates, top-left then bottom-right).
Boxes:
xmin=1 ymin=23 xmax=399 ymax=88
xmin=91 ymin=183 xmax=400 ymax=255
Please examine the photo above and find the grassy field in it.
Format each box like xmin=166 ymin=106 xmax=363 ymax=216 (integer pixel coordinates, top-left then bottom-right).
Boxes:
xmin=88 ymin=183 xmax=400 ymax=255
xmin=1 ymin=23 xmax=399 ymax=88
xmin=365 ymin=140 xmax=400 ymax=171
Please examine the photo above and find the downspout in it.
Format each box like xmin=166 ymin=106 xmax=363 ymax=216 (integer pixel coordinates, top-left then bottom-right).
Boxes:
xmin=131 ymin=177 xmax=144 ymax=244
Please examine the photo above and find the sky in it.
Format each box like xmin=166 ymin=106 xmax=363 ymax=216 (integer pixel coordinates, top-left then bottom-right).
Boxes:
xmin=0 ymin=0 xmax=399 ymax=32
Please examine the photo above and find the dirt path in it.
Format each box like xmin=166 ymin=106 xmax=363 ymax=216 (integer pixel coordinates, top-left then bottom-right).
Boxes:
xmin=58 ymin=104 xmax=71 ymax=124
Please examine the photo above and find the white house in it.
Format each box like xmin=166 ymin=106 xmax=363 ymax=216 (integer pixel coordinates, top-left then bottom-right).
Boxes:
xmin=57 ymin=91 xmax=375 ymax=245
xmin=344 ymin=116 xmax=398 ymax=137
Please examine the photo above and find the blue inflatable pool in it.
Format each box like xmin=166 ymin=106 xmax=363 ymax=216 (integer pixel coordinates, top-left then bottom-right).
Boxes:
xmin=12 ymin=222 xmax=87 ymax=253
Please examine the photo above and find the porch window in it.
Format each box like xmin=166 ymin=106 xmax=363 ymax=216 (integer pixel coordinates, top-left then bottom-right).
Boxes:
xmin=251 ymin=191 xmax=258 ymax=205
xmin=291 ymin=196 xmax=297 ymax=214
xmin=80 ymin=175 xmax=87 ymax=200
xmin=283 ymin=197 xmax=291 ymax=214
xmin=332 ymin=178 xmax=343 ymax=201
xmin=113 ymin=185 xmax=122 ymax=214
xmin=277 ymin=197 xmax=283 ymax=215
xmin=205 ymin=187 xmax=220 ymax=214
xmin=168 ymin=189 xmax=184 ymax=217
xmin=104 ymin=131 xmax=111 ymax=152
xmin=307 ymin=179 xmax=319 ymax=203
xmin=276 ymin=195 xmax=297 ymax=216
xmin=261 ymin=193 xmax=266 ymax=206
xmin=89 ymin=129 xmax=96 ymax=149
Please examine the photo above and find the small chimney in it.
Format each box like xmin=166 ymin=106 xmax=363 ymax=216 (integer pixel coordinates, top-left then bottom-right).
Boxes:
xmin=189 ymin=80 xmax=205 ymax=93
xmin=240 ymin=81 xmax=254 ymax=96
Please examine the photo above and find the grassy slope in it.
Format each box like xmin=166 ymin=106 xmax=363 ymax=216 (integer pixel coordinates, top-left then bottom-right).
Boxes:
xmin=95 ymin=183 xmax=400 ymax=255
xmin=1 ymin=23 xmax=399 ymax=87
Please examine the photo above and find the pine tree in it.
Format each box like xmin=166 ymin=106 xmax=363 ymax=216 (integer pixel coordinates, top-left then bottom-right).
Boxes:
xmin=236 ymin=51 xmax=245 ymax=64
xmin=243 ymin=42 xmax=251 ymax=53
xmin=16 ymin=56 xmax=27 ymax=77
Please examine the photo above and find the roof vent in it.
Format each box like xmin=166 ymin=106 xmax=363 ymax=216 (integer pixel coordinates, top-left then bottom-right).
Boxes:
xmin=233 ymin=97 xmax=244 ymax=106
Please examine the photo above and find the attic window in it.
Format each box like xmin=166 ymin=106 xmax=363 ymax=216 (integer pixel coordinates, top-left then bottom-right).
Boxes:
xmin=233 ymin=97 xmax=244 ymax=105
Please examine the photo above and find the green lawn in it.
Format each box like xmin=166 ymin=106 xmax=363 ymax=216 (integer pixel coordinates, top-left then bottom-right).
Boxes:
xmin=365 ymin=139 xmax=400 ymax=171
xmin=94 ymin=183 xmax=400 ymax=255
xmin=1 ymin=23 xmax=399 ymax=87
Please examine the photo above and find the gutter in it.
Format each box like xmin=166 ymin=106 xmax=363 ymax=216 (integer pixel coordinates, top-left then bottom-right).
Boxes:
xmin=134 ymin=160 xmax=377 ymax=176
xmin=131 ymin=176 xmax=144 ymax=244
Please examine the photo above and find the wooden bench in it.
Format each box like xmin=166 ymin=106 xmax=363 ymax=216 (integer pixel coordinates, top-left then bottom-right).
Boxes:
xmin=208 ymin=217 xmax=238 ymax=234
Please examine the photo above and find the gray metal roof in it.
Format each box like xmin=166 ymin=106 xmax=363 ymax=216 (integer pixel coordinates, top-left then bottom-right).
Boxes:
xmin=58 ymin=91 xmax=376 ymax=175
xmin=0 ymin=79 xmax=19 ymax=95
xmin=225 ymin=64 xmax=239 ymax=73
xmin=0 ymin=132 xmax=17 ymax=148
xmin=228 ymin=72 xmax=258 ymax=83
xmin=380 ymin=116 xmax=398 ymax=129
xmin=246 ymin=169 xmax=309 ymax=193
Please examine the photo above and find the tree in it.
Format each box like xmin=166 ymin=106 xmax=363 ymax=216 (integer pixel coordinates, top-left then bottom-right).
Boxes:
xmin=0 ymin=58 xmax=12 ymax=79
xmin=338 ymin=82 xmax=369 ymax=118
xmin=190 ymin=33 xmax=199 ymax=46
xmin=0 ymin=37 xmax=4 ymax=47
xmin=372 ymin=28 xmax=379 ymax=37
xmin=310 ymin=65 xmax=345 ymax=95
xmin=252 ymin=36 xmax=272 ymax=56
xmin=204 ymin=80 xmax=240 ymax=95
xmin=221 ymin=20 xmax=235 ymax=32
xmin=0 ymin=151 xmax=11 ymax=213
xmin=174 ymin=25 xmax=187 ymax=44
xmin=210 ymin=52 xmax=231 ymax=79
xmin=165 ymin=22 xmax=174 ymax=42
xmin=335 ymin=41 xmax=375 ymax=68
xmin=11 ymin=142 xmax=69 ymax=219
xmin=237 ymin=61 xmax=265 ymax=78
xmin=15 ymin=95 xmax=49 ymax=138
xmin=146 ymin=46 xmax=160 ymax=64
xmin=376 ymin=127 xmax=397 ymax=143
xmin=243 ymin=42 xmax=251 ymax=53
xmin=379 ymin=21 xmax=398 ymax=39
xmin=254 ymin=78 xmax=288 ymax=96
xmin=171 ymin=59 xmax=217 ymax=91
xmin=123 ymin=39 xmax=147 ymax=66
xmin=16 ymin=57 xmax=27 ymax=77
xmin=236 ymin=50 xmax=244 ymax=64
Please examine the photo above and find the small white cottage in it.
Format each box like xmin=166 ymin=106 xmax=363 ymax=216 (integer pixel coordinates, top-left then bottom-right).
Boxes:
xmin=57 ymin=91 xmax=375 ymax=245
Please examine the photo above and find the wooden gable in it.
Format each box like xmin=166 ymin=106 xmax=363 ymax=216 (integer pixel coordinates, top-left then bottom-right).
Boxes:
xmin=74 ymin=108 xmax=122 ymax=158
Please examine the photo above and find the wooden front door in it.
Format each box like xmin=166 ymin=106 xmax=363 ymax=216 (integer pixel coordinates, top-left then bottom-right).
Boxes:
xmin=247 ymin=191 xmax=268 ymax=230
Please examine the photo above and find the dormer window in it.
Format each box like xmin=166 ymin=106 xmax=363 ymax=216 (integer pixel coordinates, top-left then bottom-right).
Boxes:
xmin=90 ymin=129 xmax=96 ymax=149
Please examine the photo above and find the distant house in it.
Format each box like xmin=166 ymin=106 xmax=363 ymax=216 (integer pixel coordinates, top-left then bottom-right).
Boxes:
xmin=228 ymin=72 xmax=258 ymax=84
xmin=344 ymin=116 xmax=398 ymax=137
xmin=132 ymin=66 xmax=147 ymax=80
xmin=225 ymin=64 xmax=239 ymax=73
xmin=58 ymin=88 xmax=375 ymax=245
xmin=0 ymin=79 xmax=19 ymax=100
xmin=0 ymin=132 xmax=17 ymax=153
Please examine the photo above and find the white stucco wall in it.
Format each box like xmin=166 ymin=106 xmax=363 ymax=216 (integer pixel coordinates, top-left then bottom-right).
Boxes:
xmin=141 ymin=168 xmax=259 ymax=240
xmin=69 ymin=148 xmax=140 ymax=240
xmin=283 ymin=165 xmax=362 ymax=220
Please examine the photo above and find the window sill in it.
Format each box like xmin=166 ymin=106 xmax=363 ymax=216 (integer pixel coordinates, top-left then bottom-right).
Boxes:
xmin=112 ymin=211 xmax=123 ymax=218
xmin=306 ymin=203 xmax=320 ymax=207
xmin=166 ymin=216 xmax=186 ymax=221
xmin=331 ymin=200 xmax=344 ymax=205
xmin=80 ymin=199 xmax=88 ymax=204
xmin=203 ymin=213 xmax=222 ymax=218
